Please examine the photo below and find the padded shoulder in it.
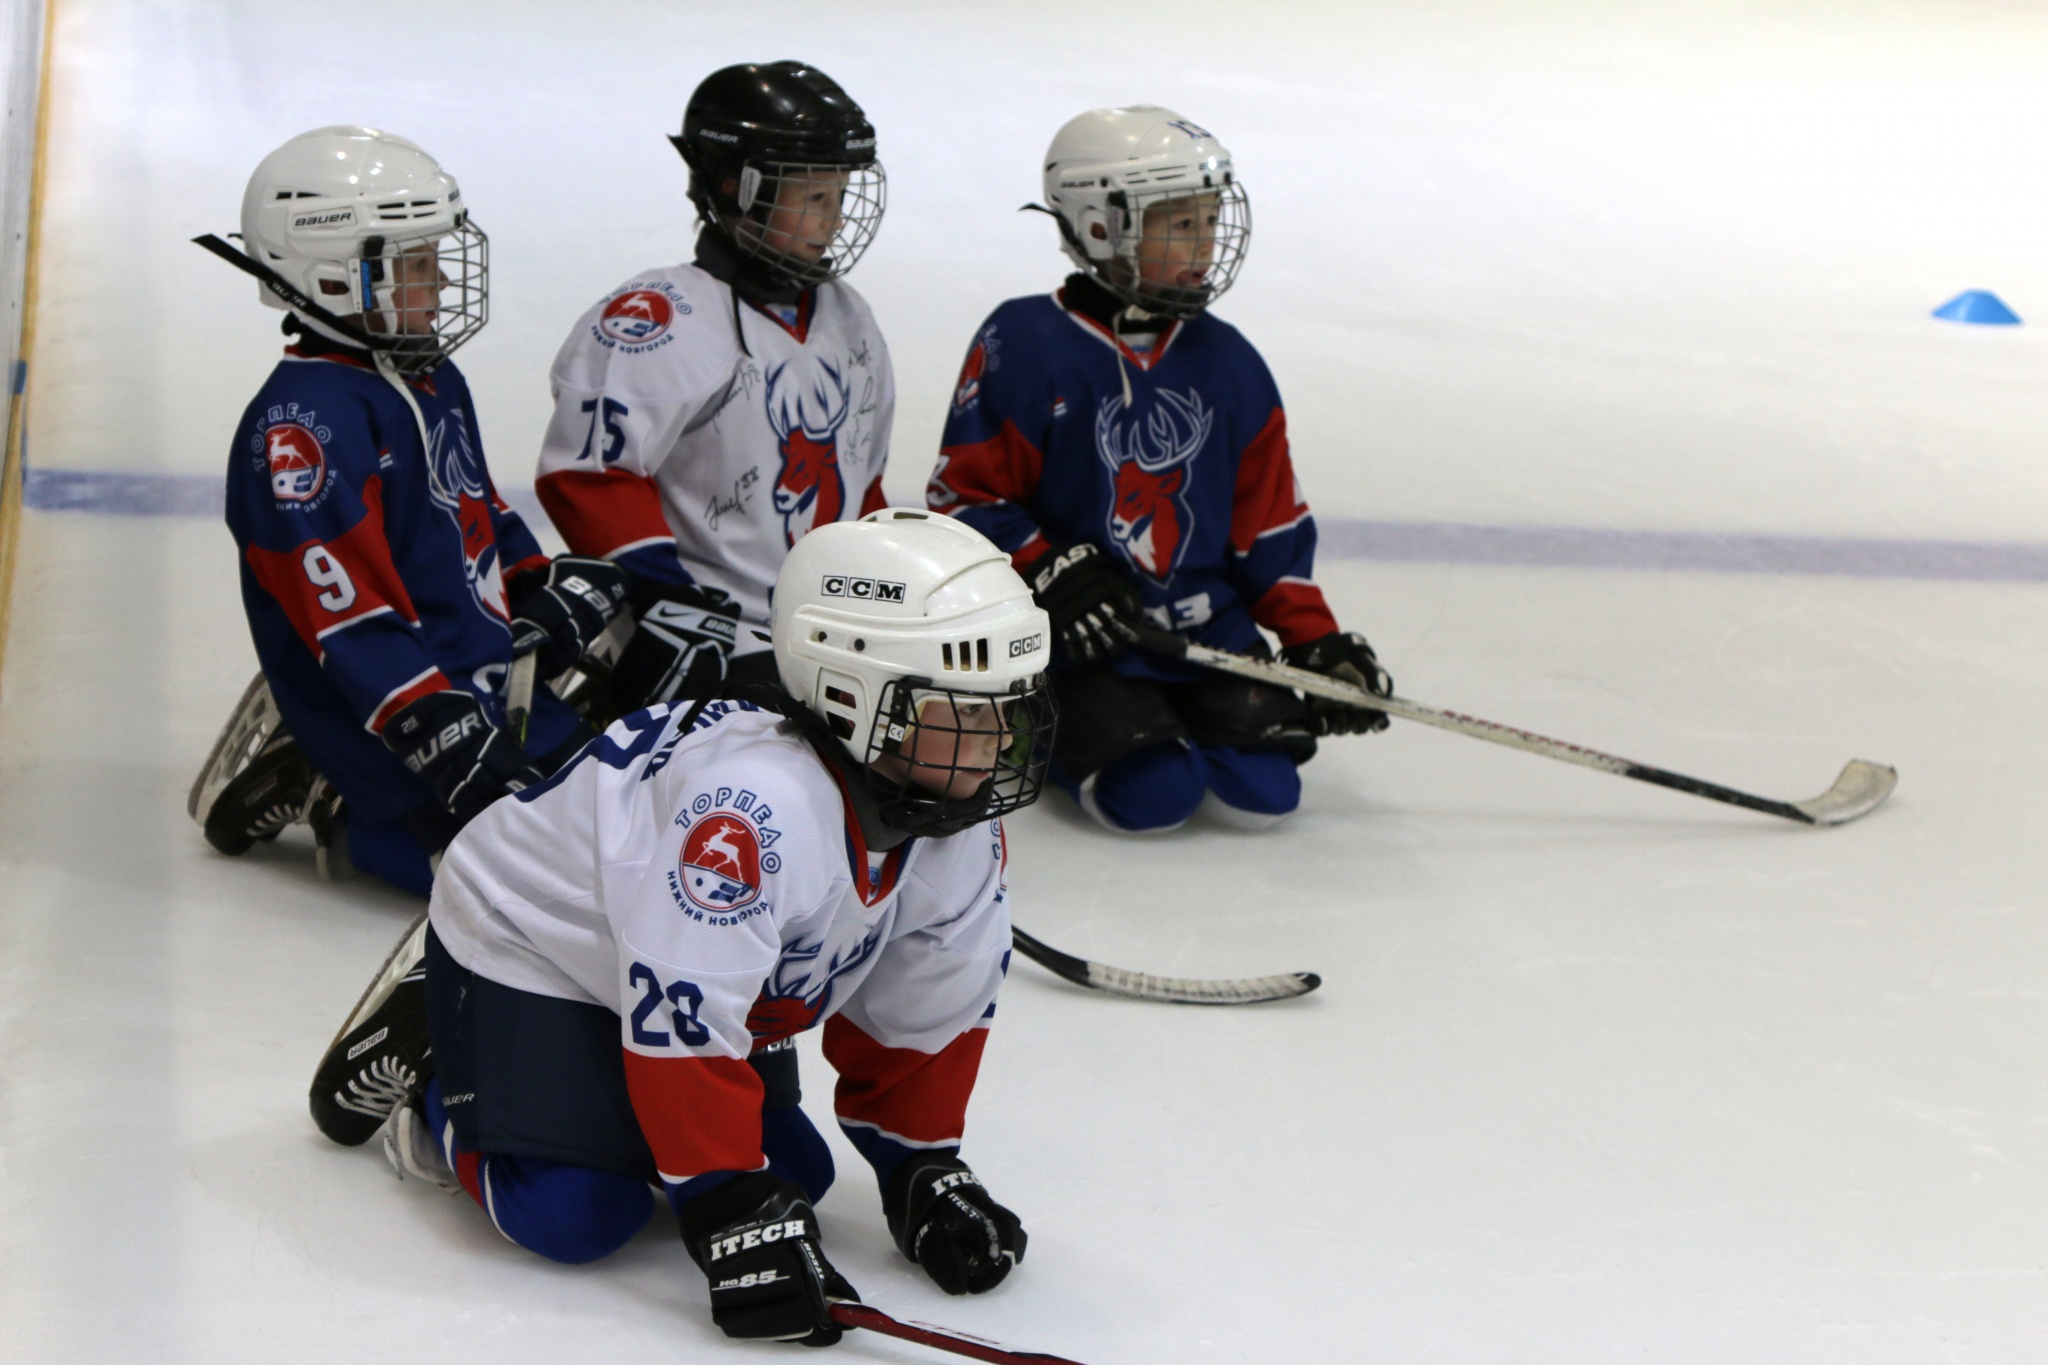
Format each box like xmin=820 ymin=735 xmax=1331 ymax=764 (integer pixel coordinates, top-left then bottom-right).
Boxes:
xmin=550 ymin=262 xmax=743 ymax=404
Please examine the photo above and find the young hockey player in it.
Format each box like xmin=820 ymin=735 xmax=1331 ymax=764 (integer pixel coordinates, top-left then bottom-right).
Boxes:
xmin=192 ymin=127 xmax=627 ymax=895
xmin=928 ymin=105 xmax=1393 ymax=834
xmin=535 ymin=61 xmax=894 ymax=717
xmin=309 ymin=511 xmax=1052 ymax=1345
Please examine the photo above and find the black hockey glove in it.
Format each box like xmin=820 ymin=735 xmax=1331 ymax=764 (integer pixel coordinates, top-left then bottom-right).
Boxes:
xmin=608 ymin=583 xmax=742 ymax=712
xmin=507 ymin=556 xmax=630 ymax=678
xmin=681 ymin=1172 xmax=859 ymax=1346
xmin=381 ymin=690 xmax=542 ymax=827
xmin=885 ymin=1152 xmax=1027 ymax=1296
xmin=1278 ymin=630 xmax=1394 ymax=736
xmin=1028 ymin=542 xmax=1146 ymax=664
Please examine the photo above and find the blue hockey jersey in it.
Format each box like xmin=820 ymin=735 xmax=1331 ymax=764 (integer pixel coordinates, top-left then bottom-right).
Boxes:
xmin=226 ymin=346 xmax=581 ymax=823
xmin=928 ymin=285 xmax=1340 ymax=680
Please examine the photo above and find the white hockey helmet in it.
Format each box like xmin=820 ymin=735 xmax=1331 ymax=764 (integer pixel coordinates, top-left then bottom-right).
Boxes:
xmin=773 ymin=509 xmax=1056 ymax=834
xmin=1040 ymin=105 xmax=1251 ymax=319
xmin=239 ymin=126 xmax=487 ymax=374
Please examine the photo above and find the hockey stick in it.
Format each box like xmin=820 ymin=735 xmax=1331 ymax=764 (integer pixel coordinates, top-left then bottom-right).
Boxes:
xmin=830 ymin=1302 xmax=1091 ymax=1364
xmin=505 ymin=651 xmax=538 ymax=748
xmin=1011 ymin=926 xmax=1320 ymax=1005
xmin=191 ymin=233 xmax=390 ymax=352
xmin=1135 ymin=628 xmax=1895 ymax=827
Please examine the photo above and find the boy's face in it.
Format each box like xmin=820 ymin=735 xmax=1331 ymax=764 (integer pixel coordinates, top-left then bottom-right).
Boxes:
xmin=362 ymin=241 xmax=446 ymax=336
xmin=1133 ymin=191 xmax=1221 ymax=297
xmin=872 ymin=693 xmax=1009 ymax=801
xmin=736 ymin=169 xmax=849 ymax=265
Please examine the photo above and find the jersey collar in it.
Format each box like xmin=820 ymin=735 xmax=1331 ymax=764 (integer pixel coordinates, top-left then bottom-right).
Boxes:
xmin=1054 ymin=286 xmax=1181 ymax=370
xmin=743 ymin=290 xmax=815 ymax=345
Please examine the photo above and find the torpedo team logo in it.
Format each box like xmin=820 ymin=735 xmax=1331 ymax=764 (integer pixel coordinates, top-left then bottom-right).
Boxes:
xmin=952 ymin=325 xmax=998 ymax=411
xmin=590 ymin=280 xmax=690 ymax=353
xmin=1094 ymin=387 xmax=1213 ymax=584
xmin=599 ymin=290 xmax=673 ymax=344
xmin=679 ymin=814 xmax=761 ymax=912
xmin=265 ymin=422 xmax=327 ymax=502
xmin=669 ymin=789 xmax=783 ymax=926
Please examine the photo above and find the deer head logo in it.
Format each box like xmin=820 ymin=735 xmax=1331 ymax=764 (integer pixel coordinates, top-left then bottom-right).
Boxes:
xmin=765 ymin=358 xmax=853 ymax=547
xmin=1095 ymin=388 xmax=1212 ymax=583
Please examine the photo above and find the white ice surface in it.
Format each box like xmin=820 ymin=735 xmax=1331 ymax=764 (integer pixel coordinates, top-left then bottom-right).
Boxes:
xmin=5 ymin=2 xmax=2048 ymax=1362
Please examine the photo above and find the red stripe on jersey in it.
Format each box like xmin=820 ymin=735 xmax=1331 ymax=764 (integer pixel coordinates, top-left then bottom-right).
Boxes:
xmin=365 ymin=667 xmax=453 ymax=734
xmin=1009 ymin=531 xmax=1052 ymax=575
xmin=823 ymin=1016 xmax=990 ymax=1146
xmin=858 ymin=475 xmax=888 ymax=518
xmin=536 ymin=469 xmax=675 ymax=561
xmin=622 ymin=1051 xmax=765 ymax=1180
xmin=1253 ymin=578 xmax=1338 ymax=648
xmin=283 ymin=345 xmax=374 ymax=372
xmin=243 ymin=475 xmax=424 ymax=658
xmin=503 ymin=551 xmax=550 ymax=582
xmin=1229 ymin=407 xmax=1311 ymax=555
xmin=929 ymin=423 xmax=1045 ymax=511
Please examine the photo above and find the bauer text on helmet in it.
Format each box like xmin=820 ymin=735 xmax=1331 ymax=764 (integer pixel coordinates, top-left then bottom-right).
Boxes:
xmin=1040 ymin=106 xmax=1250 ymax=319
xmin=771 ymin=510 xmax=1056 ymax=835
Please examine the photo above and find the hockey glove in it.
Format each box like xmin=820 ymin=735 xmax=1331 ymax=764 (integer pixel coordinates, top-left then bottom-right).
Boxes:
xmin=681 ymin=1172 xmax=859 ymax=1346
xmin=381 ymin=690 xmax=542 ymax=827
xmin=1278 ymin=630 xmax=1393 ymax=736
xmin=885 ymin=1152 xmax=1027 ymax=1296
xmin=507 ymin=556 xmax=630 ymax=678
xmin=1028 ymin=542 xmax=1146 ymax=664
xmin=608 ymin=583 xmax=742 ymax=712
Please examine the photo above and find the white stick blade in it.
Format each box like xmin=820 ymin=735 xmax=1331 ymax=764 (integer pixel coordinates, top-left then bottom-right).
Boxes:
xmin=1084 ymin=964 xmax=1321 ymax=1005
xmin=1792 ymin=759 xmax=1897 ymax=826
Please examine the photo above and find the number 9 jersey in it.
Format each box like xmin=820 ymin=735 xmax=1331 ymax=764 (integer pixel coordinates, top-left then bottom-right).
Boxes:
xmin=225 ymin=343 xmax=584 ymax=824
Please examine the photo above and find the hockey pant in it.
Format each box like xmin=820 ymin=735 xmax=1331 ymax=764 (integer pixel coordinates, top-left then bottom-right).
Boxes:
xmin=1048 ymin=664 xmax=1318 ymax=833
xmin=422 ymin=928 xmax=833 ymax=1265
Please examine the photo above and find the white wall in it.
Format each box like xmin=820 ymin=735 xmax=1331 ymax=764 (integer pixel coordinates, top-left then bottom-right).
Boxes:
xmin=27 ymin=0 xmax=2048 ymax=542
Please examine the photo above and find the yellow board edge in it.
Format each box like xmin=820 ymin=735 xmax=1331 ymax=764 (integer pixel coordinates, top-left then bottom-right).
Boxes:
xmin=0 ymin=0 xmax=56 ymax=698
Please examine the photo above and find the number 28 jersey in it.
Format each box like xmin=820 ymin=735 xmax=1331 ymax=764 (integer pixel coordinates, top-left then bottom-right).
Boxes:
xmin=534 ymin=265 xmax=895 ymax=651
xmin=429 ymin=699 xmax=1010 ymax=1187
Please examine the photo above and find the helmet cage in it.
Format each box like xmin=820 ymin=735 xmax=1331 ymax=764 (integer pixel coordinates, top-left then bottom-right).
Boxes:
xmin=702 ymin=159 xmax=885 ymax=291
xmin=860 ymin=676 xmax=1055 ymax=836
xmin=1073 ymin=177 xmax=1250 ymax=320
xmin=333 ymin=217 xmax=488 ymax=375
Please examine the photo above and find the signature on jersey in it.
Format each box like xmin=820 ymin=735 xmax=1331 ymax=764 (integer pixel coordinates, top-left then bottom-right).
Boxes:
xmin=703 ymin=466 xmax=760 ymax=532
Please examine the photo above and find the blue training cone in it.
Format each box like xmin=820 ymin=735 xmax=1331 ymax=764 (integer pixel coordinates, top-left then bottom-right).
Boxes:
xmin=1932 ymin=290 xmax=2021 ymax=325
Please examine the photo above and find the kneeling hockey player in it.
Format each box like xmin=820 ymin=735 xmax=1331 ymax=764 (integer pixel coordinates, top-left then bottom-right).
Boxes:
xmin=310 ymin=510 xmax=1051 ymax=1345
xmin=190 ymin=127 xmax=628 ymax=894
xmin=534 ymin=61 xmax=895 ymax=718
xmin=927 ymin=106 xmax=1393 ymax=833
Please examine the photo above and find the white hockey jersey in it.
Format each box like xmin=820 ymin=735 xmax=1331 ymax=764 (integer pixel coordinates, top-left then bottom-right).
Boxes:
xmin=429 ymin=699 xmax=1009 ymax=1186
xmin=534 ymin=265 xmax=895 ymax=653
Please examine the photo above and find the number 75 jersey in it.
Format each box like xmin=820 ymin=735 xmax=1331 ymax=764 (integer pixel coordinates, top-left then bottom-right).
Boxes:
xmin=534 ymin=264 xmax=895 ymax=644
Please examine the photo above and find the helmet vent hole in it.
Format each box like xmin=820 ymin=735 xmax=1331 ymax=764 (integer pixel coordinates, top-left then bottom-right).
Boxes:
xmin=828 ymin=715 xmax=855 ymax=740
xmin=825 ymin=685 xmax=856 ymax=709
xmin=975 ymin=638 xmax=990 ymax=671
xmin=941 ymin=642 xmax=955 ymax=671
xmin=812 ymin=630 xmax=827 ymax=643
xmin=853 ymin=639 xmax=867 ymax=653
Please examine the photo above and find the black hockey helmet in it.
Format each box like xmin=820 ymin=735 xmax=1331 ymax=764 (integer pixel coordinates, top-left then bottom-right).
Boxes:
xmin=671 ymin=61 xmax=884 ymax=290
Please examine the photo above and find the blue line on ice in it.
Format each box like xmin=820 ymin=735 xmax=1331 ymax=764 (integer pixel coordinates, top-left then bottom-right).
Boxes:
xmin=23 ymin=466 xmax=2048 ymax=584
